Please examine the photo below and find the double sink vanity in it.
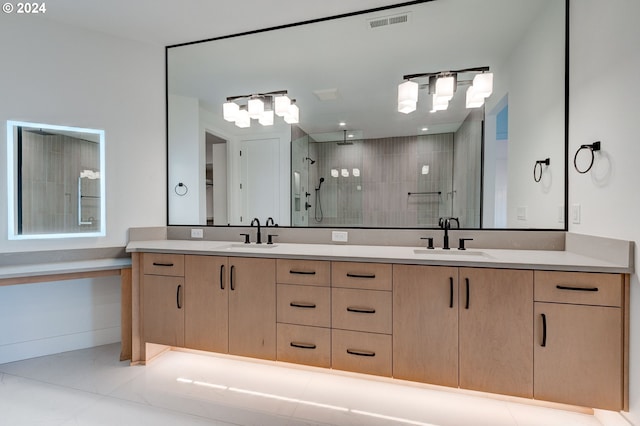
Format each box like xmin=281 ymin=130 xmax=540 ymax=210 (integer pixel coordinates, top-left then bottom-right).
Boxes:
xmin=126 ymin=232 xmax=632 ymax=412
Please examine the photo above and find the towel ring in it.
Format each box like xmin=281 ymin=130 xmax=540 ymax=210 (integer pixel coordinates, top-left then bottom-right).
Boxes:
xmin=174 ymin=182 xmax=188 ymax=196
xmin=533 ymin=158 xmax=550 ymax=183
xmin=574 ymin=141 xmax=601 ymax=174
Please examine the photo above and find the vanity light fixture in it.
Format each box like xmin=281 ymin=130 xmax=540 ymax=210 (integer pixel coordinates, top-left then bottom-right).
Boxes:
xmin=398 ymin=67 xmax=492 ymax=113
xmin=331 ymin=169 xmax=339 ymax=178
xmin=341 ymin=168 xmax=349 ymax=177
xmin=223 ymin=90 xmax=298 ymax=128
xmin=352 ymin=168 xmax=360 ymax=177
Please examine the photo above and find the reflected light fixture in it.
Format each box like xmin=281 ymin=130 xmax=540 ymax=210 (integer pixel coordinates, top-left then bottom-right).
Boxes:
xmin=223 ymin=90 xmax=298 ymax=128
xmin=341 ymin=168 xmax=349 ymax=177
xmin=398 ymin=67 xmax=493 ymax=113
xmin=331 ymin=169 xmax=339 ymax=178
xmin=352 ymin=168 xmax=360 ymax=177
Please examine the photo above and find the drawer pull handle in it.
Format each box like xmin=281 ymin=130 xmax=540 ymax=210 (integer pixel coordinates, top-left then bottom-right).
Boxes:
xmin=290 ymin=302 xmax=316 ymax=309
xmin=347 ymin=306 xmax=376 ymax=314
xmin=220 ymin=264 xmax=225 ymax=290
xmin=541 ymin=313 xmax=547 ymax=347
xmin=346 ymin=273 xmax=376 ymax=279
xmin=449 ymin=277 xmax=454 ymax=308
xmin=230 ymin=265 xmax=235 ymax=291
xmin=347 ymin=349 xmax=376 ymax=357
xmin=290 ymin=270 xmax=316 ymax=275
xmin=153 ymin=262 xmax=174 ymax=267
xmin=556 ymin=285 xmax=599 ymax=292
xmin=176 ymin=285 xmax=182 ymax=309
xmin=465 ymin=278 xmax=470 ymax=310
xmin=290 ymin=342 xmax=316 ymax=350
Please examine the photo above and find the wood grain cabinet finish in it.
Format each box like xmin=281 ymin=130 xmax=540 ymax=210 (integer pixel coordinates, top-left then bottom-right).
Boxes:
xmin=332 ymin=262 xmax=392 ymax=291
xmin=277 ymin=284 xmax=330 ymax=327
xmin=393 ymin=265 xmax=459 ymax=388
xmin=142 ymin=274 xmax=185 ymax=347
xmin=332 ymin=288 xmax=392 ymax=334
xmin=332 ymin=329 xmax=392 ymax=377
xmin=276 ymin=259 xmax=330 ymax=286
xmin=143 ymin=253 xmax=184 ymax=277
xmin=458 ymin=267 xmax=534 ymax=398
xmin=534 ymin=271 xmax=624 ymax=410
xmin=184 ymin=255 xmax=228 ymax=353
xmin=277 ymin=323 xmax=331 ymax=368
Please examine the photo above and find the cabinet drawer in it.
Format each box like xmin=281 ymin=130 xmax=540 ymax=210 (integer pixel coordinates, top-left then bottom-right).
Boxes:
xmin=143 ymin=253 xmax=184 ymax=277
xmin=332 ymin=288 xmax=392 ymax=334
xmin=277 ymin=284 xmax=330 ymax=327
xmin=277 ymin=259 xmax=330 ymax=286
xmin=332 ymin=329 xmax=392 ymax=377
xmin=535 ymin=271 xmax=622 ymax=307
xmin=331 ymin=262 xmax=392 ymax=291
xmin=277 ymin=323 xmax=331 ymax=368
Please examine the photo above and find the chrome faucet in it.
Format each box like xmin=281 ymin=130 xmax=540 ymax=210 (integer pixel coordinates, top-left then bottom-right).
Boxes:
xmin=250 ymin=217 xmax=262 ymax=244
xmin=438 ymin=217 xmax=460 ymax=250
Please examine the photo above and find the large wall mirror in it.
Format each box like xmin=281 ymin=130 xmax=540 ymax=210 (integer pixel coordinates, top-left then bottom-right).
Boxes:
xmin=167 ymin=0 xmax=567 ymax=230
xmin=6 ymin=120 xmax=106 ymax=239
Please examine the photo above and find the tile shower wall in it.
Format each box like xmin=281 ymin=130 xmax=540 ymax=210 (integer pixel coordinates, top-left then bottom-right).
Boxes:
xmin=310 ymin=133 xmax=454 ymax=227
xmin=20 ymin=131 xmax=100 ymax=234
xmin=453 ymin=109 xmax=483 ymax=228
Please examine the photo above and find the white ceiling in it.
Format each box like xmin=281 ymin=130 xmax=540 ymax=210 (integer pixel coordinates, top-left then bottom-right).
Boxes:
xmin=42 ymin=0 xmax=404 ymax=46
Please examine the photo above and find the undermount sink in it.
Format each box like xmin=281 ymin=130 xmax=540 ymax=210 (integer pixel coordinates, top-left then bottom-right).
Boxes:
xmin=413 ymin=248 xmax=491 ymax=258
xmin=221 ymin=243 xmax=278 ymax=250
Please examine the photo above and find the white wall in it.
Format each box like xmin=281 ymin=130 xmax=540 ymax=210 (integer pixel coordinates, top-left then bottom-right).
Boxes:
xmin=506 ymin=0 xmax=565 ymax=228
xmin=569 ymin=0 xmax=640 ymax=421
xmin=0 ymin=17 xmax=165 ymax=361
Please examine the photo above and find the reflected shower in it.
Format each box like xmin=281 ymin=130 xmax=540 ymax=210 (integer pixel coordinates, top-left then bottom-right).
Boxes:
xmin=304 ymin=157 xmax=316 ymax=165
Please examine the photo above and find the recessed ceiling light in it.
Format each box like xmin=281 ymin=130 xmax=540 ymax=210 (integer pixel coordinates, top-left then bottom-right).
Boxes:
xmin=348 ymin=134 xmax=354 ymax=138
xmin=339 ymin=121 xmax=346 ymax=126
xmin=421 ymin=127 xmax=429 ymax=132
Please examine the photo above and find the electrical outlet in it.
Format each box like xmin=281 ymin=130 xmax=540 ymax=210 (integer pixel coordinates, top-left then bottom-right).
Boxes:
xmin=558 ymin=206 xmax=564 ymax=223
xmin=332 ymin=231 xmax=348 ymax=242
xmin=571 ymin=204 xmax=581 ymax=224
xmin=191 ymin=228 xmax=204 ymax=238
xmin=516 ymin=206 xmax=527 ymax=221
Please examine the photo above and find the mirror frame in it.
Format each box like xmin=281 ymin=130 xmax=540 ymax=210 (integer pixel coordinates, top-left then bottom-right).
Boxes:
xmin=6 ymin=120 xmax=106 ymax=239
xmin=165 ymin=0 xmax=569 ymax=231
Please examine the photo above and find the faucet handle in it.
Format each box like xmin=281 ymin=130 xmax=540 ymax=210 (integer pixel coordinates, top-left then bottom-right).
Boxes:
xmin=267 ymin=234 xmax=278 ymax=245
xmin=420 ymin=237 xmax=434 ymax=249
xmin=240 ymin=233 xmax=250 ymax=244
xmin=458 ymin=238 xmax=473 ymax=250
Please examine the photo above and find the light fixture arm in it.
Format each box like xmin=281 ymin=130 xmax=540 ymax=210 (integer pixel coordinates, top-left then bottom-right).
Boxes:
xmin=226 ymin=90 xmax=288 ymax=102
xmin=402 ymin=66 xmax=490 ymax=81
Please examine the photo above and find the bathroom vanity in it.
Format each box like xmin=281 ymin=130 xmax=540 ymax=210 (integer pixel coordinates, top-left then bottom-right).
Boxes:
xmin=126 ymin=235 xmax=631 ymax=411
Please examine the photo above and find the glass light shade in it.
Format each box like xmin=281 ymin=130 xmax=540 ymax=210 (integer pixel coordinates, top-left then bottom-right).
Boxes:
xmin=223 ymin=102 xmax=239 ymax=122
xmin=466 ymin=86 xmax=485 ymax=108
xmin=331 ymin=169 xmax=339 ymax=178
xmin=352 ymin=168 xmax=360 ymax=177
xmin=421 ymin=165 xmax=430 ymax=175
xmin=472 ymin=73 xmax=493 ymax=98
xmin=275 ymin=95 xmax=291 ymax=117
xmin=258 ymin=110 xmax=274 ymax=126
xmin=341 ymin=168 xmax=349 ymax=177
xmin=435 ymin=76 xmax=455 ymax=101
xmin=432 ymin=94 xmax=449 ymax=111
xmin=397 ymin=80 xmax=419 ymax=114
xmin=284 ymin=103 xmax=299 ymax=124
xmin=248 ymin=98 xmax=264 ymax=119
xmin=235 ymin=109 xmax=250 ymax=128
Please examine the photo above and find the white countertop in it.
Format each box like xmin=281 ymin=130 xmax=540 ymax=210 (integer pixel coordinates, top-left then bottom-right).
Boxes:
xmin=126 ymin=240 xmax=631 ymax=273
xmin=0 ymin=258 xmax=132 ymax=280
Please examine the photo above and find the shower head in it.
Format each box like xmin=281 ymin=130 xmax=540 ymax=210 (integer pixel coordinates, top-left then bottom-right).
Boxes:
xmin=304 ymin=157 xmax=316 ymax=165
xmin=316 ymin=177 xmax=325 ymax=190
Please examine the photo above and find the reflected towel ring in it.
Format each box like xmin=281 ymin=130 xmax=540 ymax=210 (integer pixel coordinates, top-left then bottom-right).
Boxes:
xmin=533 ymin=158 xmax=550 ymax=183
xmin=175 ymin=182 xmax=188 ymax=196
xmin=574 ymin=141 xmax=601 ymax=174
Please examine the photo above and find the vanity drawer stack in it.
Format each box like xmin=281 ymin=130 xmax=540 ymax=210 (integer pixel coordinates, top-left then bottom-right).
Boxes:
xmin=331 ymin=261 xmax=393 ymax=377
xmin=533 ymin=271 xmax=625 ymax=410
xmin=141 ymin=253 xmax=186 ymax=347
xmin=276 ymin=259 xmax=331 ymax=367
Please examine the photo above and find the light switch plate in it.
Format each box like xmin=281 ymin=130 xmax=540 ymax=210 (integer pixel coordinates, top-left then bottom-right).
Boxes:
xmin=191 ymin=228 xmax=204 ymax=238
xmin=571 ymin=204 xmax=581 ymax=224
xmin=332 ymin=231 xmax=348 ymax=242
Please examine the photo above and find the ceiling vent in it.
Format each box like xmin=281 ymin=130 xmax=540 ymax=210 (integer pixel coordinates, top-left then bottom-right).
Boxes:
xmin=367 ymin=12 xmax=410 ymax=29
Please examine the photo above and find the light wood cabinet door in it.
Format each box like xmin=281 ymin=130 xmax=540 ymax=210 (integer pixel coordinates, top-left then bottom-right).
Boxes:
xmin=534 ymin=302 xmax=622 ymax=410
xmin=184 ymin=255 xmax=229 ymax=353
xmin=393 ymin=265 xmax=459 ymax=388
xmin=228 ymin=257 xmax=276 ymax=360
xmin=142 ymin=274 xmax=185 ymax=347
xmin=459 ymin=268 xmax=533 ymax=398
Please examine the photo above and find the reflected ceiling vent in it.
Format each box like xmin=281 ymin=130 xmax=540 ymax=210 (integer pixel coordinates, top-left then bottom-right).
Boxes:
xmin=313 ymin=88 xmax=339 ymax=101
xmin=367 ymin=12 xmax=410 ymax=29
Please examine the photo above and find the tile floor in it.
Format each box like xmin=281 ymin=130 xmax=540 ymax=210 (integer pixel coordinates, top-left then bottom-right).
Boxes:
xmin=0 ymin=344 xmax=630 ymax=425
